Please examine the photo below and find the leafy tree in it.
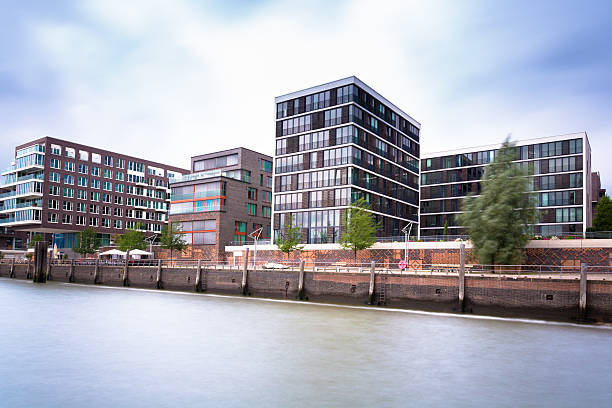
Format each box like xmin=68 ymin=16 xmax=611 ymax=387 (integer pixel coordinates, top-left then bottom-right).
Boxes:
xmin=73 ymin=227 xmax=100 ymax=257
xmin=274 ymin=215 xmax=304 ymax=259
xmin=117 ymin=223 xmax=147 ymax=252
xmin=160 ymin=222 xmax=187 ymax=261
xmin=592 ymin=195 xmax=612 ymax=231
xmin=339 ymin=197 xmax=381 ymax=258
xmin=458 ymin=139 xmax=537 ymax=266
xmin=443 ymin=219 xmax=449 ymax=237
xmin=27 ymin=233 xmax=43 ymax=249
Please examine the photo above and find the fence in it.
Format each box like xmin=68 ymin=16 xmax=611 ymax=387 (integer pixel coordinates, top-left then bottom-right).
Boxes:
xmin=3 ymin=257 xmax=611 ymax=277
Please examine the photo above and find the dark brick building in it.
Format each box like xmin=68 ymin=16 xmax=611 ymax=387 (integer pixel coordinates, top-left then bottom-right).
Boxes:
xmin=168 ymin=147 xmax=273 ymax=260
xmin=420 ymin=133 xmax=593 ymax=237
xmin=0 ymin=136 xmax=189 ymax=250
xmin=273 ymin=76 xmax=421 ymax=243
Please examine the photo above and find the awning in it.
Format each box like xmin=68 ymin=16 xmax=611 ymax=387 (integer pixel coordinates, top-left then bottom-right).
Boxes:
xmin=98 ymin=249 xmax=127 ymax=256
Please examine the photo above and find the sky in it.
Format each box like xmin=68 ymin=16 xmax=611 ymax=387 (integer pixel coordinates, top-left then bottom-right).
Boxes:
xmin=1 ymin=0 xmax=611 ymax=191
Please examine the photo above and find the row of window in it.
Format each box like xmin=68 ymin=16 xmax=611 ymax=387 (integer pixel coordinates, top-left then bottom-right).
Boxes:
xmin=50 ymin=144 xmax=125 ymax=168
xmin=424 ymin=139 xmax=584 ymax=171
xmin=274 ymin=187 xmax=351 ymax=211
xmin=276 ymin=84 xmax=419 ymax=139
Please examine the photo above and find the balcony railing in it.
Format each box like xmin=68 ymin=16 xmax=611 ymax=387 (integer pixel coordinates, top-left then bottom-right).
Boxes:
xmin=1 ymin=199 xmax=43 ymax=211
xmin=1 ymin=173 xmax=44 ymax=187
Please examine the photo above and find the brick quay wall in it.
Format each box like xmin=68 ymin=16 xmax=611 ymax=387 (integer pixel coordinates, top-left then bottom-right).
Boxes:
xmin=2 ymin=261 xmax=611 ymax=324
xmin=222 ymin=240 xmax=612 ymax=267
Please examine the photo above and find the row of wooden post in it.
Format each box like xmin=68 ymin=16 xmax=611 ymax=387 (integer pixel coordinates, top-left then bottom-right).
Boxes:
xmin=25 ymin=241 xmax=589 ymax=319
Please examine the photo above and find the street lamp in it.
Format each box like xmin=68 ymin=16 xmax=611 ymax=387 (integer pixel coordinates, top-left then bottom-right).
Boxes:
xmin=401 ymin=221 xmax=416 ymax=266
xmin=248 ymin=227 xmax=263 ymax=269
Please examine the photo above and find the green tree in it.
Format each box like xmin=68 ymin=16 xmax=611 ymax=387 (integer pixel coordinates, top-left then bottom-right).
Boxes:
xmin=274 ymin=215 xmax=304 ymax=259
xmin=443 ymin=219 xmax=449 ymax=237
xmin=339 ymin=197 xmax=381 ymax=258
xmin=458 ymin=139 xmax=537 ymax=266
xmin=592 ymin=195 xmax=612 ymax=231
xmin=117 ymin=224 xmax=147 ymax=252
xmin=27 ymin=233 xmax=43 ymax=249
xmin=73 ymin=227 xmax=100 ymax=257
xmin=160 ymin=222 xmax=187 ymax=261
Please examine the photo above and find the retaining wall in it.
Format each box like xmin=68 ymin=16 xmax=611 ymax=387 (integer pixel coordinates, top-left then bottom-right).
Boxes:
xmin=2 ymin=262 xmax=611 ymax=323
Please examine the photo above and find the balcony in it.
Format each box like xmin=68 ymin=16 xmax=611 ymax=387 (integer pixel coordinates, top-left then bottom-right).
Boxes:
xmin=170 ymin=190 xmax=222 ymax=202
xmin=0 ymin=188 xmax=44 ymax=201
xmin=0 ymin=199 xmax=42 ymax=213
xmin=1 ymin=173 xmax=44 ymax=188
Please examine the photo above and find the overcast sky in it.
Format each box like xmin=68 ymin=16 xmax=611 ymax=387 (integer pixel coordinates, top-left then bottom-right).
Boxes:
xmin=1 ymin=0 xmax=611 ymax=191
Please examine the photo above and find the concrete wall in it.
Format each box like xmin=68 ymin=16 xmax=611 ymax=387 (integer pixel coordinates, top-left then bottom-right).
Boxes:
xmin=2 ymin=262 xmax=611 ymax=323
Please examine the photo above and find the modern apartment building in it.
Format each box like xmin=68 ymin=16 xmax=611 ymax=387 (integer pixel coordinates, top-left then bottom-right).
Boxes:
xmin=420 ymin=133 xmax=592 ymax=237
xmin=168 ymin=148 xmax=273 ymax=260
xmin=273 ymin=76 xmax=421 ymax=243
xmin=591 ymin=172 xmax=606 ymax=218
xmin=0 ymin=136 xmax=189 ymax=250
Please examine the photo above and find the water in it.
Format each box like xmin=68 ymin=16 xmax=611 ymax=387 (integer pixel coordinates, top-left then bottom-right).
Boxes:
xmin=1 ymin=279 xmax=611 ymax=408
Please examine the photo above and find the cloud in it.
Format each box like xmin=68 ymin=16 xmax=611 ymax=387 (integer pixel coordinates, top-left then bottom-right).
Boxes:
xmin=0 ymin=0 xmax=611 ymax=193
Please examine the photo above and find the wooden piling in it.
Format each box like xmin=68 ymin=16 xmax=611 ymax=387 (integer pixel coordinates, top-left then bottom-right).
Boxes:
xmin=93 ymin=258 xmax=99 ymax=284
xmin=194 ymin=259 xmax=202 ymax=292
xmin=156 ymin=259 xmax=163 ymax=289
xmin=69 ymin=259 xmax=75 ymax=283
xmin=46 ymin=253 xmax=52 ymax=281
xmin=297 ymin=260 xmax=305 ymax=300
xmin=9 ymin=257 xmax=15 ymax=278
xmin=122 ymin=250 xmax=130 ymax=287
xmin=579 ymin=263 xmax=587 ymax=320
xmin=33 ymin=241 xmax=48 ymax=283
xmin=458 ymin=244 xmax=465 ymax=312
xmin=368 ymin=261 xmax=376 ymax=305
xmin=241 ymin=248 xmax=249 ymax=295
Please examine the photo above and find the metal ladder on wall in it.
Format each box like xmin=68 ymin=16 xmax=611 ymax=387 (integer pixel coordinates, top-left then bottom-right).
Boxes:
xmin=201 ymin=269 xmax=208 ymax=291
xmin=378 ymin=270 xmax=387 ymax=305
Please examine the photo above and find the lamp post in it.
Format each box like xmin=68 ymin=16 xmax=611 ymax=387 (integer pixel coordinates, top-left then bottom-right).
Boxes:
xmin=248 ymin=227 xmax=263 ymax=269
xmin=402 ymin=221 xmax=415 ymax=265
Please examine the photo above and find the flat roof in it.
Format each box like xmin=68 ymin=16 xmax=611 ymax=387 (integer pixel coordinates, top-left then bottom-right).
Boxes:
xmin=274 ymin=76 xmax=421 ymax=128
xmin=190 ymin=146 xmax=272 ymax=162
xmin=422 ymin=132 xmax=588 ymax=158
xmin=16 ymin=136 xmax=190 ymax=173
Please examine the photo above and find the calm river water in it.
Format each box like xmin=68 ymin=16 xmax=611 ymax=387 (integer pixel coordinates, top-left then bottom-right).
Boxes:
xmin=1 ymin=278 xmax=611 ymax=407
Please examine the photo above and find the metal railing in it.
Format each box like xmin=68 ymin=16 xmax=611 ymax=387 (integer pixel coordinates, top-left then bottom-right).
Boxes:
xmin=4 ymin=257 xmax=610 ymax=277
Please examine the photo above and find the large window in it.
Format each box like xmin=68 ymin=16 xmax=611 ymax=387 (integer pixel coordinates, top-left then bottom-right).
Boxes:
xmin=324 ymin=108 xmax=342 ymax=127
xmin=305 ymin=91 xmax=331 ymax=111
xmin=299 ymin=130 xmax=330 ymax=151
xmin=281 ymin=115 xmax=312 ymax=136
xmin=193 ymin=154 xmax=239 ymax=171
xmin=234 ymin=221 xmax=247 ymax=244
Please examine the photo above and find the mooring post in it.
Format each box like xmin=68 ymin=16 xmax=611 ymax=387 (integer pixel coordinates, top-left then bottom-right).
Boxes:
xmin=123 ymin=250 xmax=130 ymax=287
xmin=69 ymin=259 xmax=75 ymax=283
xmin=26 ymin=258 xmax=32 ymax=280
xmin=33 ymin=241 xmax=47 ymax=283
xmin=194 ymin=259 xmax=202 ymax=292
xmin=93 ymin=258 xmax=99 ymax=284
xmin=10 ymin=257 xmax=15 ymax=278
xmin=156 ymin=259 xmax=163 ymax=289
xmin=297 ymin=260 xmax=305 ymax=300
xmin=579 ymin=263 xmax=587 ymax=320
xmin=368 ymin=261 xmax=376 ymax=305
xmin=46 ymin=252 xmax=52 ymax=281
xmin=458 ymin=243 xmax=466 ymax=312
xmin=241 ymin=248 xmax=249 ymax=295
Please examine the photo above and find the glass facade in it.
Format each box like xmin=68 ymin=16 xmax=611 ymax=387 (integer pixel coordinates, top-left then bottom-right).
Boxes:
xmin=419 ymin=135 xmax=590 ymax=237
xmin=273 ymin=77 xmax=420 ymax=243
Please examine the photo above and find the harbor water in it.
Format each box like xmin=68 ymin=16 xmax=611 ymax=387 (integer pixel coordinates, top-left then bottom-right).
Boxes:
xmin=1 ymin=278 xmax=611 ymax=407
